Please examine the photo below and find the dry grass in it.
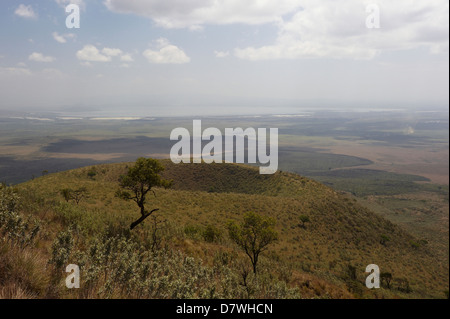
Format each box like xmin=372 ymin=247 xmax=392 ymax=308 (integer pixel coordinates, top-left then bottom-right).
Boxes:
xmin=0 ymin=241 xmax=53 ymax=299
xmin=1 ymin=160 xmax=447 ymax=299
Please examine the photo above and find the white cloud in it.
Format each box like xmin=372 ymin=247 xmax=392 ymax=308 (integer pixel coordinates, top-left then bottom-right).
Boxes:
xmin=14 ymin=4 xmax=37 ymax=19
xmin=102 ymin=48 xmax=123 ymax=57
xmin=52 ymin=32 xmax=65 ymax=43
xmin=76 ymin=45 xmax=133 ymax=64
xmin=234 ymin=0 xmax=450 ymax=60
xmin=143 ymin=38 xmax=190 ymax=64
xmin=120 ymin=54 xmax=134 ymax=62
xmin=76 ymin=45 xmax=112 ymax=62
xmin=104 ymin=0 xmax=301 ymax=28
xmin=102 ymin=49 xmax=135 ymax=63
xmin=0 ymin=67 xmax=32 ymax=76
xmin=214 ymin=51 xmax=230 ymax=58
xmin=52 ymin=32 xmax=75 ymax=44
xmin=103 ymin=0 xmax=448 ymax=60
xmin=29 ymin=52 xmax=55 ymax=63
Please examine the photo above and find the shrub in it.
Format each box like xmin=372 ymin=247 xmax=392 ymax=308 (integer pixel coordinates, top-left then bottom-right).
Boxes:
xmin=299 ymin=215 xmax=310 ymax=228
xmin=409 ymin=241 xmax=420 ymax=249
xmin=184 ymin=225 xmax=202 ymax=240
xmin=202 ymin=225 xmax=222 ymax=243
xmin=87 ymin=169 xmax=97 ymax=179
xmin=0 ymin=185 xmax=40 ymax=248
xmin=49 ymin=229 xmax=74 ymax=270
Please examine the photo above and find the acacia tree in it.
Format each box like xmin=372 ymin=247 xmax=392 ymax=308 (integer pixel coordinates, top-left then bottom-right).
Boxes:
xmin=71 ymin=187 xmax=89 ymax=205
xmin=60 ymin=187 xmax=89 ymax=205
xmin=116 ymin=158 xmax=172 ymax=230
xmin=60 ymin=188 xmax=72 ymax=202
xmin=227 ymin=212 xmax=278 ymax=274
xmin=380 ymin=272 xmax=393 ymax=289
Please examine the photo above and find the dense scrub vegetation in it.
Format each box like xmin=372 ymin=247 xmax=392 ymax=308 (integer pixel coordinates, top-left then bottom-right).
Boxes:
xmin=0 ymin=160 xmax=448 ymax=299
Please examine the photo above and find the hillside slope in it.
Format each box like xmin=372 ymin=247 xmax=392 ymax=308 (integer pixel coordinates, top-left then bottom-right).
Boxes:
xmin=1 ymin=160 xmax=448 ymax=299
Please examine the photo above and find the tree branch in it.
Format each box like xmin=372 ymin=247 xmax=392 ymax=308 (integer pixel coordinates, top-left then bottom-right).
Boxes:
xmin=130 ymin=208 xmax=160 ymax=230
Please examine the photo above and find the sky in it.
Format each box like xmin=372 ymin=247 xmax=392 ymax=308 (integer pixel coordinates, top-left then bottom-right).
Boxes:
xmin=0 ymin=0 xmax=448 ymax=116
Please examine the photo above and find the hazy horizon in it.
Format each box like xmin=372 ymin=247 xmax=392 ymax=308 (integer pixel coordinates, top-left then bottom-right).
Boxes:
xmin=1 ymin=102 xmax=449 ymax=118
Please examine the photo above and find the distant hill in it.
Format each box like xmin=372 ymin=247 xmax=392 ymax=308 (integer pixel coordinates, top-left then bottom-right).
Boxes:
xmin=1 ymin=160 xmax=447 ymax=299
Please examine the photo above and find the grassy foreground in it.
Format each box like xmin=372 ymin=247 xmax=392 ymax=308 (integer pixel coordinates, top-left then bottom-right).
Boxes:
xmin=0 ymin=160 xmax=448 ymax=299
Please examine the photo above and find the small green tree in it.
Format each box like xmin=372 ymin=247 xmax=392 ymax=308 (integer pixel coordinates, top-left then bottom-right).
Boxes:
xmin=227 ymin=212 xmax=278 ymax=274
xmin=299 ymin=215 xmax=310 ymax=228
xmin=116 ymin=158 xmax=172 ymax=230
xmin=346 ymin=264 xmax=357 ymax=280
xmin=202 ymin=225 xmax=222 ymax=243
xmin=60 ymin=188 xmax=72 ymax=202
xmin=380 ymin=234 xmax=390 ymax=246
xmin=409 ymin=241 xmax=420 ymax=249
xmin=380 ymin=272 xmax=393 ymax=289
